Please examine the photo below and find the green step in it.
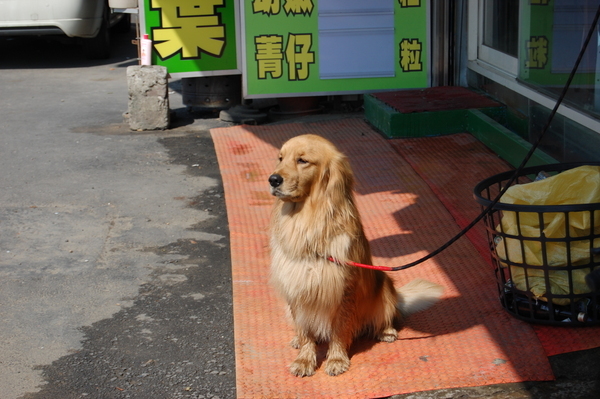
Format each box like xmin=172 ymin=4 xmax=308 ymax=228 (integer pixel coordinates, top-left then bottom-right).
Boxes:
xmin=364 ymin=93 xmax=557 ymax=168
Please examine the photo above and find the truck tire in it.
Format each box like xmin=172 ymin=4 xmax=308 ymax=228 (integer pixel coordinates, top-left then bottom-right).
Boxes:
xmin=83 ymin=4 xmax=110 ymax=60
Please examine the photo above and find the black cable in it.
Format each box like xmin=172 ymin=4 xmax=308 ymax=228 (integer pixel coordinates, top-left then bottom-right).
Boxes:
xmin=390 ymin=4 xmax=600 ymax=271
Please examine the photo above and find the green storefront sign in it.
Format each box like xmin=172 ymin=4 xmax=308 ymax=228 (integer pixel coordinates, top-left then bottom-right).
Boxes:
xmin=139 ymin=0 xmax=429 ymax=96
xmin=140 ymin=0 xmax=241 ymax=77
xmin=242 ymin=0 xmax=429 ymax=98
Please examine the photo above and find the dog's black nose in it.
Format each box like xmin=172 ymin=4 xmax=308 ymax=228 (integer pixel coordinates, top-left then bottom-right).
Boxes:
xmin=269 ymin=174 xmax=283 ymax=188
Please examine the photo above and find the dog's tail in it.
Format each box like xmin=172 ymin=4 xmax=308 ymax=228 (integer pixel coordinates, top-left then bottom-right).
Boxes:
xmin=396 ymin=279 xmax=444 ymax=317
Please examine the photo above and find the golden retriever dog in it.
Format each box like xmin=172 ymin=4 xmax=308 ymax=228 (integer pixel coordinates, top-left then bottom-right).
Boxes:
xmin=268 ymin=134 xmax=444 ymax=377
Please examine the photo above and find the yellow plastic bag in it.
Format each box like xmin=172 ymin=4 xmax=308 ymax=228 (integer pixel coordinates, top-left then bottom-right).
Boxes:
xmin=495 ymin=165 xmax=600 ymax=304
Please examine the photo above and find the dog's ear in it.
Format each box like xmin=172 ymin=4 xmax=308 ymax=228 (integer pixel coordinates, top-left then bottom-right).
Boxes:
xmin=321 ymin=154 xmax=354 ymax=203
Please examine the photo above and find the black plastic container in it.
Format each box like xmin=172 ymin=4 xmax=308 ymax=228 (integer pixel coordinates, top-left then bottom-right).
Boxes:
xmin=474 ymin=162 xmax=600 ymax=326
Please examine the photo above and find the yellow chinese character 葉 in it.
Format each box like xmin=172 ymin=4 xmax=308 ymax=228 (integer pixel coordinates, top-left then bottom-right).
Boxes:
xmin=255 ymin=35 xmax=284 ymax=79
xmin=253 ymin=0 xmax=280 ymax=15
xmin=283 ymin=0 xmax=314 ymax=15
xmin=285 ymin=34 xmax=314 ymax=80
xmin=398 ymin=0 xmax=420 ymax=7
xmin=399 ymin=39 xmax=422 ymax=72
xmin=151 ymin=0 xmax=226 ymax=60
xmin=526 ymin=36 xmax=548 ymax=69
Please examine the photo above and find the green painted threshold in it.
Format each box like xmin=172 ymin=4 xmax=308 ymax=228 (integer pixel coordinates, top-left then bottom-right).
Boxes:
xmin=364 ymin=94 xmax=557 ymax=167
xmin=364 ymin=94 xmax=469 ymax=138
xmin=364 ymin=93 xmax=398 ymax=137
xmin=466 ymin=109 xmax=557 ymax=168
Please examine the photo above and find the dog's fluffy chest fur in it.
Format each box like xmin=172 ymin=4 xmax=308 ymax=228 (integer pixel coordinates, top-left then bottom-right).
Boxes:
xmin=270 ymin=202 xmax=349 ymax=292
xmin=270 ymin=200 xmax=355 ymax=257
xmin=270 ymin=202 xmax=352 ymax=339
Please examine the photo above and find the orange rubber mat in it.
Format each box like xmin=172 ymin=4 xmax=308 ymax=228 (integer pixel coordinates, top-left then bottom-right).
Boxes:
xmin=211 ymin=118 xmax=554 ymax=398
xmin=390 ymin=133 xmax=509 ymax=263
xmin=390 ymin=134 xmax=600 ymax=357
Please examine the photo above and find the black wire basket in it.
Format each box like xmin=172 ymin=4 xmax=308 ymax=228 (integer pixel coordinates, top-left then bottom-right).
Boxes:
xmin=474 ymin=162 xmax=600 ymax=326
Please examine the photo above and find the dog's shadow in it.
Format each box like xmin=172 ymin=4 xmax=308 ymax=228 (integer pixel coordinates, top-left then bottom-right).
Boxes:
xmin=311 ymin=296 xmax=478 ymax=368
xmin=366 ymin=198 xmax=467 ymax=258
xmin=309 ymin=294 xmax=504 ymax=368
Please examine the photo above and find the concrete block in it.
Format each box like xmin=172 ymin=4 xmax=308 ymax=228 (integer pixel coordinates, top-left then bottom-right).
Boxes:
xmin=127 ymin=65 xmax=169 ymax=131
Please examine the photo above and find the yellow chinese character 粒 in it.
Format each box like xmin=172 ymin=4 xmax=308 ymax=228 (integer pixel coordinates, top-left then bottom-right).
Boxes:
xmin=399 ymin=39 xmax=422 ymax=72
xmin=253 ymin=0 xmax=280 ymax=15
xmin=399 ymin=0 xmax=420 ymax=7
xmin=255 ymin=35 xmax=284 ymax=79
xmin=526 ymin=36 xmax=548 ymax=69
xmin=285 ymin=34 xmax=314 ymax=80
xmin=151 ymin=0 xmax=226 ymax=60
xmin=283 ymin=0 xmax=314 ymax=15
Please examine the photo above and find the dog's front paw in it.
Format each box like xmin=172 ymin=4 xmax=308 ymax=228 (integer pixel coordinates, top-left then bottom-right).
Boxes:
xmin=290 ymin=336 xmax=300 ymax=349
xmin=324 ymin=357 xmax=350 ymax=376
xmin=290 ymin=358 xmax=316 ymax=377
xmin=377 ymin=327 xmax=398 ymax=343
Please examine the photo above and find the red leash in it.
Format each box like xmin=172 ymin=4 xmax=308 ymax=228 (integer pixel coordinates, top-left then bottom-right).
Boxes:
xmin=327 ymin=256 xmax=393 ymax=271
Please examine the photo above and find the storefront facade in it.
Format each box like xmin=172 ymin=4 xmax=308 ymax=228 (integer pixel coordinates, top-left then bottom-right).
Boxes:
xmin=136 ymin=0 xmax=600 ymax=163
xmin=462 ymin=0 xmax=600 ymax=163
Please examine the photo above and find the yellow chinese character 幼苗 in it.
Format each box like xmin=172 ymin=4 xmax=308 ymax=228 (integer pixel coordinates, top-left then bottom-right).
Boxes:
xmin=399 ymin=0 xmax=420 ymax=7
xmin=526 ymin=36 xmax=548 ymax=69
xmin=283 ymin=0 xmax=314 ymax=15
xmin=530 ymin=0 xmax=550 ymax=5
xmin=253 ymin=0 xmax=280 ymax=15
xmin=255 ymin=35 xmax=284 ymax=79
xmin=399 ymin=39 xmax=422 ymax=72
xmin=151 ymin=0 xmax=226 ymax=60
xmin=285 ymin=34 xmax=314 ymax=80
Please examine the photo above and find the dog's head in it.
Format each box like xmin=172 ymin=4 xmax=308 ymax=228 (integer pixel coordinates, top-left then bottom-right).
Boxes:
xmin=268 ymin=134 xmax=353 ymax=203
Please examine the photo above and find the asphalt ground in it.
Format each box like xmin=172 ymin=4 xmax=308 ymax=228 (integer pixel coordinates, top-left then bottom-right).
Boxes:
xmin=0 ymin=27 xmax=236 ymax=399
xmin=18 ymin=125 xmax=238 ymax=399
xmin=1 ymin=22 xmax=599 ymax=399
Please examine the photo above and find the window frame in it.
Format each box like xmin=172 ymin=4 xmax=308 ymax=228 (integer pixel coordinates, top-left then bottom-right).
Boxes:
xmin=467 ymin=0 xmax=600 ymax=135
xmin=476 ymin=0 xmax=519 ymax=76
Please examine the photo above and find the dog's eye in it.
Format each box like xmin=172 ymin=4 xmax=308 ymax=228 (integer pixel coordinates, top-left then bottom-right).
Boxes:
xmin=297 ymin=158 xmax=308 ymax=164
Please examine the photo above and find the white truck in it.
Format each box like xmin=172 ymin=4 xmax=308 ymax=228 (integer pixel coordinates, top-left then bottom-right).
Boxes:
xmin=0 ymin=0 xmax=131 ymax=59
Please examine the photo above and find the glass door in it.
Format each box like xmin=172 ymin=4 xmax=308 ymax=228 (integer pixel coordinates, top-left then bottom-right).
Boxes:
xmin=478 ymin=0 xmax=519 ymax=74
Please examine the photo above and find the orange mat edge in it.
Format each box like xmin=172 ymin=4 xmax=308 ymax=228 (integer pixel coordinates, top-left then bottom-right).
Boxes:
xmin=211 ymin=120 xmax=560 ymax=398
